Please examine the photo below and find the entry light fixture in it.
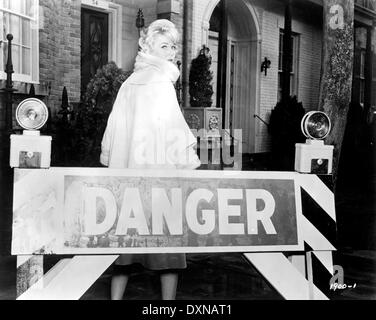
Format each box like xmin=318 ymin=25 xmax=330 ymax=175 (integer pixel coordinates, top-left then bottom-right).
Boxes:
xmin=295 ymin=111 xmax=334 ymax=174
xmin=261 ymin=57 xmax=271 ymax=76
xmin=136 ymin=8 xmax=145 ymax=33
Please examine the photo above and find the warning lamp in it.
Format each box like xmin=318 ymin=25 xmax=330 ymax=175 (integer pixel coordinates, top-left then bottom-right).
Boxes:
xmin=295 ymin=111 xmax=334 ymax=174
xmin=10 ymin=98 xmax=52 ymax=168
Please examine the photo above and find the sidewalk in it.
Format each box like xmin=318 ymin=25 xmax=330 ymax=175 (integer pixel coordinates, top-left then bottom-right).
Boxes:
xmin=1 ymin=249 xmax=375 ymax=300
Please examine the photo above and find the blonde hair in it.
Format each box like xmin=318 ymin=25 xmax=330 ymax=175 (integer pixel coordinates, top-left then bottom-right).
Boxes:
xmin=139 ymin=19 xmax=180 ymax=53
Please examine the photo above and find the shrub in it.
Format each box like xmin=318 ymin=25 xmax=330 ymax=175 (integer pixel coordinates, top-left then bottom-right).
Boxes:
xmin=189 ymin=45 xmax=214 ymax=108
xmin=268 ymin=96 xmax=306 ymax=171
xmin=52 ymin=62 xmax=132 ymax=167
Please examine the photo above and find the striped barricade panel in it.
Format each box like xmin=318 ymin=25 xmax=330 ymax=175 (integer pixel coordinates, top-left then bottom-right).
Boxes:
xmin=245 ymin=173 xmax=337 ymax=300
xmin=299 ymin=174 xmax=336 ymax=299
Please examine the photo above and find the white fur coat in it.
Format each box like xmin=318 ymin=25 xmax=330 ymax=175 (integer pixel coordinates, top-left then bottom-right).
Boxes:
xmin=100 ymin=52 xmax=200 ymax=170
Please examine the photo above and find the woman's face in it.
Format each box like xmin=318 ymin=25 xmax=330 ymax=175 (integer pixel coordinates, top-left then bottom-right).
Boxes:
xmin=148 ymin=34 xmax=177 ymax=62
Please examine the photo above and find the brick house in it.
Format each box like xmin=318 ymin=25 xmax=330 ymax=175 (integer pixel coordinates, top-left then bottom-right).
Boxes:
xmin=0 ymin=0 xmax=375 ymax=160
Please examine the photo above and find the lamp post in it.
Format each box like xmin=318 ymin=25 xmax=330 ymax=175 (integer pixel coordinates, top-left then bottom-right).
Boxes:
xmin=1 ymin=34 xmax=18 ymax=174
xmin=2 ymin=34 xmax=17 ymax=133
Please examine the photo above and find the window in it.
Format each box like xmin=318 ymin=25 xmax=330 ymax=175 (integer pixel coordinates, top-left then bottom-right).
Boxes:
xmin=0 ymin=0 xmax=39 ymax=83
xmin=278 ymin=30 xmax=299 ymax=101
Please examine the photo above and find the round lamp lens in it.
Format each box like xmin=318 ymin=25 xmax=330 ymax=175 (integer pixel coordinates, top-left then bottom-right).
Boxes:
xmin=16 ymin=98 xmax=49 ymax=130
xmin=301 ymin=111 xmax=331 ymax=140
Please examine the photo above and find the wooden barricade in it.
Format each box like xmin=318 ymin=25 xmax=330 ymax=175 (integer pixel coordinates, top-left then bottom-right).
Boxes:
xmin=12 ymin=168 xmax=336 ymax=300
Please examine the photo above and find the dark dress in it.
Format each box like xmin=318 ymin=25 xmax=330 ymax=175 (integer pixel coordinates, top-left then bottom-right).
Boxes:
xmin=115 ymin=253 xmax=187 ymax=271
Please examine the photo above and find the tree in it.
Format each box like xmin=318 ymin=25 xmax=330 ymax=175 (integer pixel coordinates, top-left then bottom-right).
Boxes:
xmin=189 ymin=45 xmax=214 ymax=108
xmin=318 ymin=0 xmax=354 ymax=183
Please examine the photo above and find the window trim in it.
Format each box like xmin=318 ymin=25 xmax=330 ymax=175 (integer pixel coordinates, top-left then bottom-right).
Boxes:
xmin=278 ymin=29 xmax=300 ymax=100
xmin=0 ymin=0 xmax=39 ymax=83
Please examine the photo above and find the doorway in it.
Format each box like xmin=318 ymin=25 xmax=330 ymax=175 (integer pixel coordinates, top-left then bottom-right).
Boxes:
xmin=206 ymin=0 xmax=260 ymax=153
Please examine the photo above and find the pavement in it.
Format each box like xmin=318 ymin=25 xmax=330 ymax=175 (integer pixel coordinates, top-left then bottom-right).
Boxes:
xmin=0 ymin=249 xmax=375 ymax=300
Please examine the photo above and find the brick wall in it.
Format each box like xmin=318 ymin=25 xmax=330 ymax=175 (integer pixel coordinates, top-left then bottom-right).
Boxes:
xmin=156 ymin=0 xmax=192 ymax=107
xmin=157 ymin=0 xmax=184 ymax=61
xmin=115 ymin=0 xmax=190 ymax=72
xmin=258 ymin=9 xmax=280 ymax=152
xmin=39 ymin=0 xmax=81 ymax=118
xmin=257 ymin=3 xmax=322 ymax=152
xmin=114 ymin=0 xmax=189 ymax=77
xmin=192 ymin=0 xmax=210 ymax=57
xmin=117 ymin=0 xmax=158 ymax=71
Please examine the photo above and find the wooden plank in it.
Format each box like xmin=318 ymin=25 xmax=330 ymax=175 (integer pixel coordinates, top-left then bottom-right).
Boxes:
xmin=12 ymin=168 xmax=305 ymax=255
xmin=289 ymin=253 xmax=306 ymax=277
xmin=16 ymin=256 xmax=43 ymax=297
xmin=244 ymin=252 xmax=310 ymax=300
xmin=297 ymin=175 xmax=336 ymax=221
xmin=41 ymin=259 xmax=72 ymax=288
xmin=17 ymin=255 xmax=118 ymax=300
xmin=17 ymin=258 xmax=72 ymax=296
xmin=313 ymin=251 xmax=334 ymax=274
xmin=244 ymin=252 xmax=328 ymax=300
xmin=301 ymin=217 xmax=336 ymax=251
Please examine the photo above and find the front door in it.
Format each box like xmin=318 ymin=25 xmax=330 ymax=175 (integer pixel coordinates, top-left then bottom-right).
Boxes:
xmin=81 ymin=8 xmax=109 ymax=98
xmin=225 ymin=39 xmax=254 ymax=153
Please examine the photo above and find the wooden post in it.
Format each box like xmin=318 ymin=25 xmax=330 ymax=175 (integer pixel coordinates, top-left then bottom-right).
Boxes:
xmin=17 ymin=256 xmax=44 ymax=297
xmin=3 ymin=34 xmax=17 ymax=132
xmin=318 ymin=0 xmax=354 ymax=181
xmin=1 ymin=34 xmax=17 ymax=153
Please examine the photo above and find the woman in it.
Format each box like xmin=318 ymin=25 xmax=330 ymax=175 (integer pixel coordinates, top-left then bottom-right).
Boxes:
xmin=100 ymin=19 xmax=201 ymax=300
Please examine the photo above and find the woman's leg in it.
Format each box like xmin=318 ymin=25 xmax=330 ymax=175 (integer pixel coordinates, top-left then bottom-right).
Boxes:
xmin=111 ymin=274 xmax=129 ymax=300
xmin=160 ymin=272 xmax=178 ymax=300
